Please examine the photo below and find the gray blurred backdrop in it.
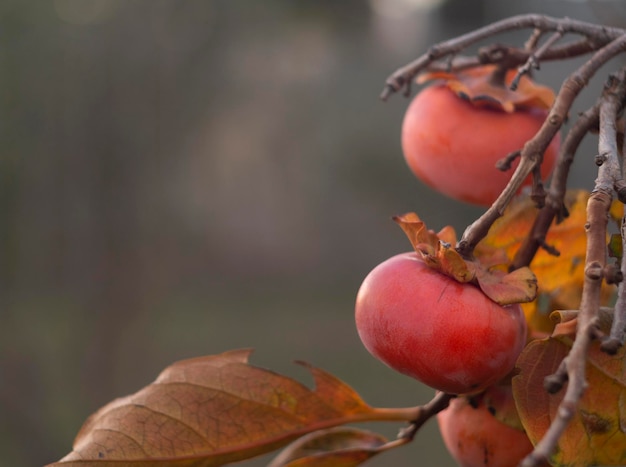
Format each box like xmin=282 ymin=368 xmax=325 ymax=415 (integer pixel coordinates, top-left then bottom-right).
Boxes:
xmin=1 ymin=1 xmax=619 ymax=466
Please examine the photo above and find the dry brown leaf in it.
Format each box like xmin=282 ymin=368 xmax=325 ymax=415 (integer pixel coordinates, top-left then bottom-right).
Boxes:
xmin=48 ymin=349 xmax=410 ymax=466
xmin=267 ymin=427 xmax=391 ymax=467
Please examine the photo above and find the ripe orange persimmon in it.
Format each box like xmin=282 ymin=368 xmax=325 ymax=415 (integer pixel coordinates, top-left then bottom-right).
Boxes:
xmin=354 ymin=252 xmax=527 ymax=394
xmin=401 ymin=72 xmax=560 ymax=206
xmin=437 ymin=384 xmax=534 ymax=467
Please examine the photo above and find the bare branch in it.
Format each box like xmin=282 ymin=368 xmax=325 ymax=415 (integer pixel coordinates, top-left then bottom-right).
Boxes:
xmin=521 ymin=191 xmax=612 ymax=467
xmin=511 ymin=101 xmax=600 ymax=269
xmin=524 ymin=28 xmax=544 ymax=51
xmin=511 ymin=28 xmax=565 ymax=90
xmin=396 ymin=392 xmax=454 ymax=442
xmin=520 ymin=67 xmax=626 ymax=467
xmin=381 ymin=14 xmax=624 ymax=100
xmin=602 ymin=215 xmax=626 ymax=353
xmin=457 ymin=34 xmax=626 ymax=259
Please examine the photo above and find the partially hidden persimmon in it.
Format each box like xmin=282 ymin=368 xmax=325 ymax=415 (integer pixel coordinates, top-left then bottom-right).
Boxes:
xmin=437 ymin=383 xmax=534 ymax=467
xmin=401 ymin=66 xmax=561 ymax=206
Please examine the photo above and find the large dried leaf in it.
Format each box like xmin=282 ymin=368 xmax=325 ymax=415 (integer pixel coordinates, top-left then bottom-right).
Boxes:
xmin=418 ymin=65 xmax=555 ymax=113
xmin=48 ymin=349 xmax=408 ymax=467
xmin=268 ymin=427 xmax=392 ymax=467
xmin=512 ymin=315 xmax=626 ymax=466
xmin=394 ymin=212 xmax=537 ymax=305
xmin=476 ymin=190 xmax=619 ymax=333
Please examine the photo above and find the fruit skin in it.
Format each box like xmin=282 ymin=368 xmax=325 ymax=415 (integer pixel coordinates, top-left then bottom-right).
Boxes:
xmin=401 ymin=85 xmax=560 ymax=206
xmin=437 ymin=384 xmax=534 ymax=467
xmin=354 ymin=252 xmax=527 ymax=394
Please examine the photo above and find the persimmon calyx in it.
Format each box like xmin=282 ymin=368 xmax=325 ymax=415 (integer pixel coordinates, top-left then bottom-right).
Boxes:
xmin=393 ymin=212 xmax=537 ymax=305
xmin=417 ymin=65 xmax=555 ymax=113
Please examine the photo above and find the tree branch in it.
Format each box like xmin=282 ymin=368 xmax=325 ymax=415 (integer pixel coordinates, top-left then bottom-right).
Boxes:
xmin=511 ymin=103 xmax=600 ymax=269
xmin=521 ymin=65 xmax=626 ymax=467
xmin=381 ymin=14 xmax=624 ymax=100
xmin=521 ymin=191 xmax=612 ymax=467
xmin=456 ymin=34 xmax=626 ymax=259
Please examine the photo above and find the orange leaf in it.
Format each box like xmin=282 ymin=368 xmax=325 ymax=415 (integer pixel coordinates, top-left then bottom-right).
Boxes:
xmin=418 ymin=65 xmax=555 ymax=113
xmin=268 ymin=427 xmax=391 ymax=467
xmin=512 ymin=321 xmax=626 ymax=466
xmin=48 ymin=349 xmax=412 ymax=466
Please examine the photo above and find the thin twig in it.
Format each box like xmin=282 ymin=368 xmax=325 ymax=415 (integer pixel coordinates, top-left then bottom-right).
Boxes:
xmin=511 ymin=28 xmax=565 ymax=90
xmin=524 ymin=28 xmax=544 ymax=51
xmin=396 ymin=392 xmax=454 ymax=442
xmin=602 ymin=217 xmax=626 ymax=353
xmin=511 ymin=104 xmax=600 ymax=269
xmin=381 ymin=14 xmax=623 ymax=100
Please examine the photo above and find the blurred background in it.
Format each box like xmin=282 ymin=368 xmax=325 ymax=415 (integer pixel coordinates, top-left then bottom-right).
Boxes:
xmin=1 ymin=1 xmax=622 ymax=466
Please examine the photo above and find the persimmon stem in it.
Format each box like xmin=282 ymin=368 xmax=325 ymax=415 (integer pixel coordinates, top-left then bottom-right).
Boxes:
xmin=396 ymin=392 xmax=454 ymax=442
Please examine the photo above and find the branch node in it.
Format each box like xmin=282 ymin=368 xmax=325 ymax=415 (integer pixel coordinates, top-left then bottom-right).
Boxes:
xmin=595 ymin=153 xmax=607 ymax=166
xmin=614 ymin=179 xmax=626 ymax=203
xmin=603 ymin=263 xmax=623 ymax=284
xmin=539 ymin=239 xmax=561 ymax=256
xmin=585 ymin=261 xmax=604 ymax=280
xmin=544 ymin=372 xmax=567 ymax=394
xmin=600 ymin=336 xmax=623 ymax=354
xmin=495 ymin=150 xmax=521 ymax=171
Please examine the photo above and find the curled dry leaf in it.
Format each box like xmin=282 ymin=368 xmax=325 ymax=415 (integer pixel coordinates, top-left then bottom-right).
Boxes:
xmin=512 ymin=312 xmax=626 ymax=466
xmin=476 ymin=190 xmax=620 ymax=333
xmin=417 ymin=64 xmax=555 ymax=113
xmin=393 ymin=212 xmax=537 ymax=305
xmin=48 ymin=349 xmax=415 ymax=467
xmin=267 ymin=427 xmax=393 ymax=467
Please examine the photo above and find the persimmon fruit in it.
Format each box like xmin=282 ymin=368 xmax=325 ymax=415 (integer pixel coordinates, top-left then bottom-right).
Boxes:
xmin=354 ymin=252 xmax=527 ymax=394
xmin=437 ymin=384 xmax=534 ymax=467
xmin=401 ymin=84 xmax=560 ymax=206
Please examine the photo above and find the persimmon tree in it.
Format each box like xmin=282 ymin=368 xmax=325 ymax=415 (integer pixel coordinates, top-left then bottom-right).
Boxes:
xmin=48 ymin=14 xmax=626 ymax=467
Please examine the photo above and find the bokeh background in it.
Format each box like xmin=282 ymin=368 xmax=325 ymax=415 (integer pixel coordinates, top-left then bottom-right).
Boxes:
xmin=2 ymin=1 xmax=623 ymax=466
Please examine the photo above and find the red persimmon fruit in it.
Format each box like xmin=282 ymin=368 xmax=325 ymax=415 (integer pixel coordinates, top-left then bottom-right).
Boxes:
xmin=355 ymin=252 xmax=527 ymax=394
xmin=401 ymin=84 xmax=560 ymax=206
